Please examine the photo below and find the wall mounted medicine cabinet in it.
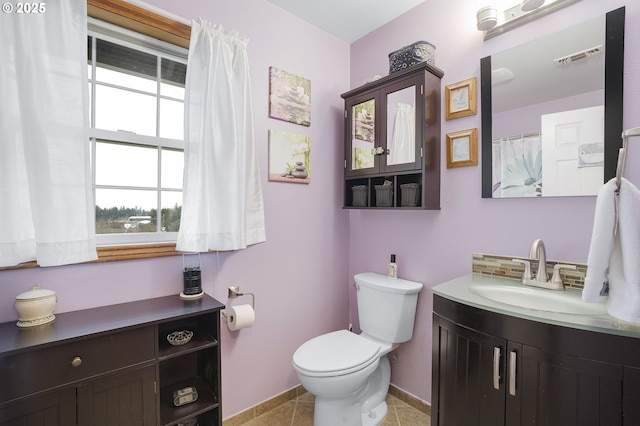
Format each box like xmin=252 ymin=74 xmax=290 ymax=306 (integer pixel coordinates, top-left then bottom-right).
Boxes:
xmin=342 ymin=62 xmax=443 ymax=209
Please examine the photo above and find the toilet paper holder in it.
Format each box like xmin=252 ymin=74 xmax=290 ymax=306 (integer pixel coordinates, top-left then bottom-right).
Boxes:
xmin=221 ymin=286 xmax=255 ymax=320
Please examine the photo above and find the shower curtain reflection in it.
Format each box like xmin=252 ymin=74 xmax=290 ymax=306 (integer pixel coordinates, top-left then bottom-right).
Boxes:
xmin=492 ymin=133 xmax=542 ymax=197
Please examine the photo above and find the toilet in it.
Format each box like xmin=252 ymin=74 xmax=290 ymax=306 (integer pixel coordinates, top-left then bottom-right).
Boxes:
xmin=292 ymin=272 xmax=423 ymax=426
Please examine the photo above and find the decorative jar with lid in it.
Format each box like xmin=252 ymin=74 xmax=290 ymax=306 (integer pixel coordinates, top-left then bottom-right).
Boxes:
xmin=14 ymin=284 xmax=57 ymax=328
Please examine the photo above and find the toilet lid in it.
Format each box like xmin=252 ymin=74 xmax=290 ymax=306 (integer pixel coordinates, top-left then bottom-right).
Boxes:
xmin=293 ymin=330 xmax=380 ymax=377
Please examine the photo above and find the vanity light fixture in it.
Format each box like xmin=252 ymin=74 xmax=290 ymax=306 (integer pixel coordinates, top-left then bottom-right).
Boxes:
xmin=476 ymin=3 xmax=498 ymax=31
xmin=478 ymin=0 xmax=581 ymax=40
xmin=520 ymin=0 xmax=545 ymax=12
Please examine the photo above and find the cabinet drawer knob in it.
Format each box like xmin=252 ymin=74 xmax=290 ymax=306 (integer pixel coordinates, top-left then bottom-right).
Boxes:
xmin=71 ymin=356 xmax=82 ymax=368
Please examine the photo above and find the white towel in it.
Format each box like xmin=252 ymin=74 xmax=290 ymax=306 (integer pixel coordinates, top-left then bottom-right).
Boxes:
xmin=583 ymin=177 xmax=640 ymax=323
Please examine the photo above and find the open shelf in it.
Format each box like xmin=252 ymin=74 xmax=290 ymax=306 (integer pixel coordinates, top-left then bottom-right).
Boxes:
xmin=157 ymin=310 xmax=221 ymax=426
xmin=159 ymin=377 xmax=218 ymax=426
xmin=159 ymin=329 xmax=218 ymax=361
xmin=344 ymin=173 xmax=428 ymax=209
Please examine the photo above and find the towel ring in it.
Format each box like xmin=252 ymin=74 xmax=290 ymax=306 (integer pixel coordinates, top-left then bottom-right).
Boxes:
xmin=615 ymin=127 xmax=640 ymax=191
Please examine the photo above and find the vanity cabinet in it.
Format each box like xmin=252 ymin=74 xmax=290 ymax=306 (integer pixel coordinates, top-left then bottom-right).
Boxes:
xmin=432 ymin=294 xmax=640 ymax=426
xmin=0 ymin=294 xmax=224 ymax=426
xmin=341 ymin=62 xmax=443 ymax=209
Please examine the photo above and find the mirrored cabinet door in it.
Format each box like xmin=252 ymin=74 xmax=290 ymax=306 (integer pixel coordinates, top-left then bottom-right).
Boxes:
xmin=350 ymin=98 xmax=376 ymax=173
xmin=381 ymin=76 xmax=422 ymax=173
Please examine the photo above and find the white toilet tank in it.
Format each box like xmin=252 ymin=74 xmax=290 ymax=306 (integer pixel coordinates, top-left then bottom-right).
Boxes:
xmin=355 ymin=272 xmax=423 ymax=343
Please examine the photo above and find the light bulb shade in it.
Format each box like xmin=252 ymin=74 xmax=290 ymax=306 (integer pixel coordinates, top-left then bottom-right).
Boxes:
xmin=521 ymin=0 xmax=545 ymax=12
xmin=477 ymin=6 xmax=498 ymax=31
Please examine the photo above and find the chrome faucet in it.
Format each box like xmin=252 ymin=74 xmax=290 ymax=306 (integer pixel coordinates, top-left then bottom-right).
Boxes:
xmin=513 ymin=239 xmax=573 ymax=291
xmin=529 ymin=239 xmax=547 ymax=282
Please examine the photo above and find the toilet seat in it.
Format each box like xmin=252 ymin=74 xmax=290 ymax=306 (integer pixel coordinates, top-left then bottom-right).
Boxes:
xmin=293 ymin=330 xmax=380 ymax=377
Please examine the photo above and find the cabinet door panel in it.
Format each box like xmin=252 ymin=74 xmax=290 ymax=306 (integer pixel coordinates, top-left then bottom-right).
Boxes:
xmin=515 ymin=344 xmax=623 ymax=426
xmin=0 ymin=388 xmax=76 ymax=426
xmin=77 ymin=365 xmax=156 ymax=426
xmin=433 ymin=316 xmax=505 ymax=426
xmin=346 ymin=94 xmax=378 ymax=177
xmin=623 ymin=366 xmax=640 ymax=425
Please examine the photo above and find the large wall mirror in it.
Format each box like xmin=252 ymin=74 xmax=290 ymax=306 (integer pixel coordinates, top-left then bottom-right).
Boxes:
xmin=481 ymin=7 xmax=625 ymax=198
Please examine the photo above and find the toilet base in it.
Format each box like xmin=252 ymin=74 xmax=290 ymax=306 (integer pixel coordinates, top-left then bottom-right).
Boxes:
xmin=313 ymin=355 xmax=391 ymax=426
xmin=360 ymin=400 xmax=388 ymax=426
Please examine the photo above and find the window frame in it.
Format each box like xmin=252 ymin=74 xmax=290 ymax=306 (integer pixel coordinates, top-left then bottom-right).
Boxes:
xmin=3 ymin=1 xmax=192 ymax=270
xmin=88 ymin=18 xmax=187 ymax=246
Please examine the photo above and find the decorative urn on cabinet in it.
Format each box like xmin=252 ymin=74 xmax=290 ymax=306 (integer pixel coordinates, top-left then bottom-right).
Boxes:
xmin=14 ymin=284 xmax=57 ymax=328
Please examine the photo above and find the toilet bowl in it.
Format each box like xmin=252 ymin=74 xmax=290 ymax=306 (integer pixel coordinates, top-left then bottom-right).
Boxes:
xmin=293 ymin=330 xmax=393 ymax=426
xmin=292 ymin=272 xmax=423 ymax=426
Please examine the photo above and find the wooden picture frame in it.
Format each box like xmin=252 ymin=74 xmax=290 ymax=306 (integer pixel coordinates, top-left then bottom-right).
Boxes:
xmin=446 ymin=128 xmax=478 ymax=168
xmin=445 ymin=77 xmax=477 ymax=120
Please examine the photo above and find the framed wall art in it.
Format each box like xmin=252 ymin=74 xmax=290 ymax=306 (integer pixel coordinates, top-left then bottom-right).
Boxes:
xmin=268 ymin=129 xmax=311 ymax=184
xmin=446 ymin=128 xmax=478 ymax=168
xmin=445 ymin=77 xmax=477 ymax=120
xmin=269 ymin=67 xmax=311 ymax=126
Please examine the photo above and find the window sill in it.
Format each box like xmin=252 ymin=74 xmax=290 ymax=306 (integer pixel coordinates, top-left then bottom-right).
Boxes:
xmin=1 ymin=243 xmax=182 ymax=270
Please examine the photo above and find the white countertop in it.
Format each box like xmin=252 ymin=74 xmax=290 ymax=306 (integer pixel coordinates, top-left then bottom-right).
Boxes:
xmin=431 ymin=274 xmax=640 ymax=339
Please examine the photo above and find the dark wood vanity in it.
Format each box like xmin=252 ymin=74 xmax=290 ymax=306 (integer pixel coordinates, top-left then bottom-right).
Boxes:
xmin=0 ymin=294 xmax=224 ymax=426
xmin=432 ymin=293 xmax=640 ymax=426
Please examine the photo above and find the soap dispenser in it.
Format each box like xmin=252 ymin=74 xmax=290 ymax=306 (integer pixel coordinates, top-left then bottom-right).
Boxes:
xmin=388 ymin=254 xmax=398 ymax=279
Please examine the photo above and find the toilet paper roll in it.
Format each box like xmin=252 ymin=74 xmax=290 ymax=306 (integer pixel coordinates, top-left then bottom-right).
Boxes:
xmin=227 ymin=304 xmax=255 ymax=331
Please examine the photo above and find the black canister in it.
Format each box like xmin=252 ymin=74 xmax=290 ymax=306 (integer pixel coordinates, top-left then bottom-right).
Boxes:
xmin=183 ymin=267 xmax=202 ymax=295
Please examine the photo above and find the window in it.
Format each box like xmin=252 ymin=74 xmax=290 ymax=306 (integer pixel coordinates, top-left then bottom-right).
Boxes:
xmin=88 ymin=19 xmax=187 ymax=245
xmin=0 ymin=2 xmax=192 ymax=270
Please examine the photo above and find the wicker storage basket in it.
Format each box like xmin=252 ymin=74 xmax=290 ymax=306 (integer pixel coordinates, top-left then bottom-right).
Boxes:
xmin=400 ymin=183 xmax=421 ymax=207
xmin=374 ymin=184 xmax=394 ymax=207
xmin=351 ymin=185 xmax=368 ymax=207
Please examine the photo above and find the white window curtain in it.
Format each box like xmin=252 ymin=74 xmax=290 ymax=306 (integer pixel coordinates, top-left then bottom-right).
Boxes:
xmin=0 ymin=0 xmax=97 ymax=267
xmin=177 ymin=20 xmax=266 ymax=252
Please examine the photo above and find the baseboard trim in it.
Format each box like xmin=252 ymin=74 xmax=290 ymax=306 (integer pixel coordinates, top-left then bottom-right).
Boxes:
xmin=388 ymin=384 xmax=431 ymax=416
xmin=222 ymin=384 xmax=305 ymax=426
xmin=222 ymin=383 xmax=430 ymax=425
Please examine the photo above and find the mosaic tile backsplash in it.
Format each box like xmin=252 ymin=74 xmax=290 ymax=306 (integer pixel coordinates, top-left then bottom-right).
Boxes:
xmin=472 ymin=253 xmax=587 ymax=290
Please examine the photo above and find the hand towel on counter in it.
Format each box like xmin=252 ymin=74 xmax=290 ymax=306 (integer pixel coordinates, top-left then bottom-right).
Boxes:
xmin=583 ymin=177 xmax=640 ymax=323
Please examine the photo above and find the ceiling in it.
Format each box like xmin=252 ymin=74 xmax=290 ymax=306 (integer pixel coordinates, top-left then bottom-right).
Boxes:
xmin=265 ymin=0 xmax=427 ymax=43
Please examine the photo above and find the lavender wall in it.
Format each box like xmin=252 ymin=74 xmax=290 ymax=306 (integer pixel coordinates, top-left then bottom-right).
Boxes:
xmin=0 ymin=0 xmax=351 ymax=419
xmin=348 ymin=0 xmax=640 ymax=404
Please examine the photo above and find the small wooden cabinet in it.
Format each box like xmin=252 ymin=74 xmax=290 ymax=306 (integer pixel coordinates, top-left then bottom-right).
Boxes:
xmin=0 ymin=294 xmax=224 ymax=426
xmin=432 ymin=295 xmax=640 ymax=426
xmin=341 ymin=62 xmax=443 ymax=209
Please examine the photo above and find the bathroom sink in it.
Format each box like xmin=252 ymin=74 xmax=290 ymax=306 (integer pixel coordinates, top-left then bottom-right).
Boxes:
xmin=469 ymin=284 xmax=607 ymax=315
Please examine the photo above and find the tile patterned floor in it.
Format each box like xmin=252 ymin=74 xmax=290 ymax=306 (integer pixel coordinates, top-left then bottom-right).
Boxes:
xmin=239 ymin=392 xmax=430 ymax=426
